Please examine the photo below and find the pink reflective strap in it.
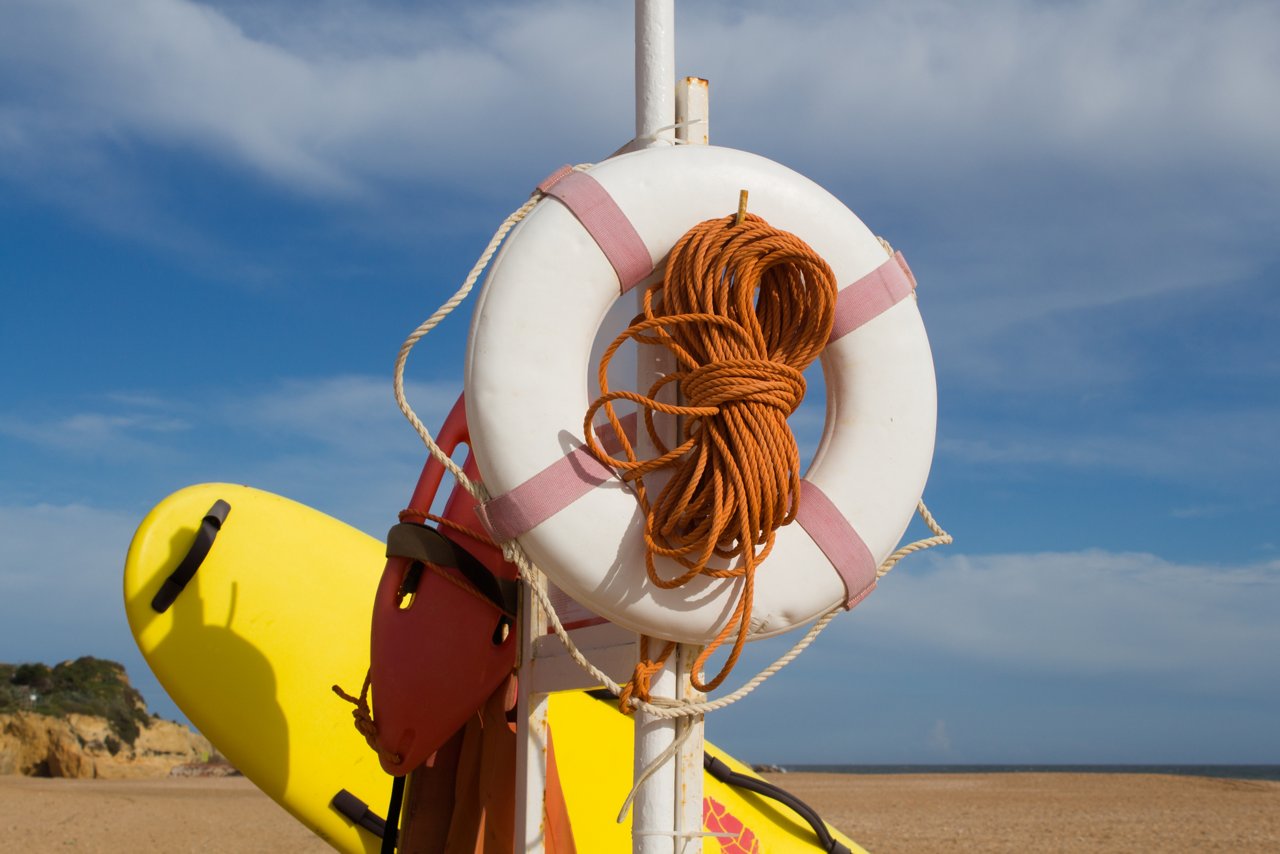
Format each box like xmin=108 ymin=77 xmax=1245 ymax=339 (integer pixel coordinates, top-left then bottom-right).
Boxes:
xmin=828 ymin=251 xmax=916 ymax=344
xmin=537 ymin=166 xmax=653 ymax=293
xmin=794 ymin=480 xmax=877 ymax=609
xmin=476 ymin=413 xmax=638 ymax=543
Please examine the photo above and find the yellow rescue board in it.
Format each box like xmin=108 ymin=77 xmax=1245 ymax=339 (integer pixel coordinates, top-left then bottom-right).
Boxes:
xmin=549 ymin=691 xmax=864 ymax=853
xmin=124 ymin=483 xmax=864 ymax=853
xmin=123 ymin=484 xmax=389 ymax=854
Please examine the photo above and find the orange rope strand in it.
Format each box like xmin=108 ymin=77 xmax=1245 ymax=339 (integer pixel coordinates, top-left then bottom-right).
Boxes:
xmin=332 ymin=670 xmax=402 ymax=766
xmin=586 ymin=211 xmax=837 ymax=702
xmin=399 ymin=507 xmax=497 ymax=548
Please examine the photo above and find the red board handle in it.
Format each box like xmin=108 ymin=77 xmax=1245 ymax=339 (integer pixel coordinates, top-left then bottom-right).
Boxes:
xmin=405 ymin=393 xmax=470 ymax=513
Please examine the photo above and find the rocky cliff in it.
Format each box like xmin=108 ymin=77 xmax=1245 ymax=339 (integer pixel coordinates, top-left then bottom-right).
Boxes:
xmin=0 ymin=657 xmax=215 ymax=778
xmin=0 ymin=710 xmax=214 ymax=778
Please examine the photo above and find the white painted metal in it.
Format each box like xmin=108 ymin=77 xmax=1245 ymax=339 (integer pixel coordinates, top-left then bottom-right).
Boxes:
xmin=674 ymin=644 xmax=706 ymax=853
xmin=675 ymin=77 xmax=709 ymax=145
xmin=668 ymin=78 xmax=710 ymax=854
xmin=515 ymin=573 xmax=550 ymax=852
xmin=633 ymin=659 xmax=678 ymax=854
xmin=635 ymin=0 xmax=676 ymax=147
xmin=632 ymin=5 xmax=679 ymax=851
xmin=513 ymin=10 xmax=720 ymax=854
xmin=633 ymin=4 xmax=678 ymax=851
xmin=529 ymin=621 xmax=638 ymax=693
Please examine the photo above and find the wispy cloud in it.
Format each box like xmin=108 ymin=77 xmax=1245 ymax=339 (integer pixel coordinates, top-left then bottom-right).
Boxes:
xmin=0 ymin=410 xmax=191 ymax=460
xmin=929 ymin=719 xmax=954 ymax=756
xmin=1 ymin=374 xmax=454 ymax=460
xmin=0 ymin=502 xmax=137 ymax=643
xmin=223 ymin=374 xmax=457 ymax=453
xmin=0 ymin=373 xmax=461 ymax=534
xmin=0 ymin=0 xmax=632 ymax=199
xmin=4 ymin=0 xmax=1276 ymax=400
xmin=844 ymin=549 xmax=1280 ymax=692
xmin=702 ymin=544 xmax=1280 ymax=763
xmin=3 ymin=0 xmax=1276 ymax=199
xmin=938 ymin=405 xmax=1280 ymax=490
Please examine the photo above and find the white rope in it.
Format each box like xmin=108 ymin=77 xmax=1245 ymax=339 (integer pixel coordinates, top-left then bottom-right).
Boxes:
xmin=392 ymin=163 xmax=592 ymax=497
xmin=616 ymin=713 xmax=696 ymax=822
xmin=631 ymin=118 xmax=707 ymax=148
xmin=393 ymin=173 xmax=953 ymax=724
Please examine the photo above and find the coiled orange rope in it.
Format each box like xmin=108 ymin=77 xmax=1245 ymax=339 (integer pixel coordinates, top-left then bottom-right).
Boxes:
xmin=585 ymin=209 xmax=837 ymax=705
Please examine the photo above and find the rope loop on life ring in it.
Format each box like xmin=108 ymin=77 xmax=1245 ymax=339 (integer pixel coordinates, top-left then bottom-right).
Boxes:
xmin=585 ymin=209 xmax=838 ymax=697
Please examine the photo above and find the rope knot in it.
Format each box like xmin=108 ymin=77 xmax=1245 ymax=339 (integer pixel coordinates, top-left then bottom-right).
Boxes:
xmin=618 ymin=638 xmax=676 ymax=715
xmin=681 ymin=358 xmax=806 ymax=415
xmin=333 ymin=671 xmax=403 ymax=766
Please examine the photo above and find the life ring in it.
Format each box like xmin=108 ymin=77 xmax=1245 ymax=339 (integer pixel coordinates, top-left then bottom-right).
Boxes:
xmin=465 ymin=145 xmax=936 ymax=644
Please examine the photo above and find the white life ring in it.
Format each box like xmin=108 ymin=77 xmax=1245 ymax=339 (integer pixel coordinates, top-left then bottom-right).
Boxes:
xmin=465 ymin=145 xmax=936 ymax=644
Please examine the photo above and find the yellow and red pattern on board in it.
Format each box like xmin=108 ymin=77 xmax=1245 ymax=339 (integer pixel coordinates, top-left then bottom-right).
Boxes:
xmin=703 ymin=796 xmax=761 ymax=853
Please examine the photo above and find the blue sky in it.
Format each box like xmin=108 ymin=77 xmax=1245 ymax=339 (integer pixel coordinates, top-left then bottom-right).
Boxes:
xmin=1 ymin=0 xmax=1278 ymax=765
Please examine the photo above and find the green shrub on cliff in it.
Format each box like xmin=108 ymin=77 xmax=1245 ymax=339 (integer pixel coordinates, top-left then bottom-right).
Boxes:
xmin=0 ymin=657 xmax=151 ymax=746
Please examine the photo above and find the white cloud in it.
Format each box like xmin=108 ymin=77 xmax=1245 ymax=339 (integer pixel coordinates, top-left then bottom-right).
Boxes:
xmin=0 ymin=374 xmax=456 ymax=462
xmin=842 ymin=548 xmax=1280 ymax=692
xmin=0 ymin=410 xmax=191 ymax=460
xmin=2 ymin=0 xmax=1273 ymax=408
xmin=0 ymin=503 xmax=137 ymax=639
xmin=2 ymin=0 xmax=1278 ymax=475
xmin=929 ymin=719 xmax=953 ymax=756
xmin=0 ymin=374 xmax=464 ymax=536
xmin=938 ymin=405 xmax=1280 ymax=487
xmin=4 ymin=0 xmax=1276 ymax=320
xmin=672 ymin=0 xmax=1280 ymax=230
xmin=0 ymin=0 xmax=633 ymax=198
xmin=2 ymin=0 xmax=1276 ymax=198
xmin=223 ymin=374 xmax=458 ymax=453
xmin=212 ymin=374 xmax=464 ymax=533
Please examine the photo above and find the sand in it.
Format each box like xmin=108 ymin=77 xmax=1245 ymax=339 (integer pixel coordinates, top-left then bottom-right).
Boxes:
xmin=2 ymin=771 xmax=1277 ymax=852
xmin=769 ymin=772 xmax=1280 ymax=853
xmin=0 ymin=776 xmax=330 ymax=853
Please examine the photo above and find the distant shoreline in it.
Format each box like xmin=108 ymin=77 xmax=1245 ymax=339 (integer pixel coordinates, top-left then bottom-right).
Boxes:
xmin=785 ymin=763 xmax=1280 ymax=781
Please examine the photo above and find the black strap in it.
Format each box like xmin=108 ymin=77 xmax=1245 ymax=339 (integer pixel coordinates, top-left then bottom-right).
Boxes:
xmin=330 ymin=789 xmax=386 ymax=838
xmin=150 ymin=500 xmax=231 ymax=613
xmin=385 ymin=523 xmax=519 ymax=617
xmin=380 ymin=775 xmax=406 ymax=853
xmin=703 ymin=755 xmax=851 ymax=854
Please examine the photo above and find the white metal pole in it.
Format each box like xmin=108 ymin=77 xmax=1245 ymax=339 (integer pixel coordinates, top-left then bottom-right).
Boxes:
xmin=515 ymin=573 xmax=550 ymax=853
xmin=672 ymin=78 xmax=709 ymax=852
xmin=632 ymin=4 xmax=682 ymax=853
xmin=635 ymin=0 xmax=676 ymax=148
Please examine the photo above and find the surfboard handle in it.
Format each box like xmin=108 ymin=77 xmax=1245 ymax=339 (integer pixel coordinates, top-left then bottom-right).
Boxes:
xmin=330 ymin=789 xmax=388 ymax=839
xmin=703 ymin=755 xmax=852 ymax=854
xmin=150 ymin=499 xmax=231 ymax=613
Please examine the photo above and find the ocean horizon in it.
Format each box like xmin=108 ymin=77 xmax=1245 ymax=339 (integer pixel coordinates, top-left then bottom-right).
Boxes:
xmin=784 ymin=764 xmax=1280 ymax=782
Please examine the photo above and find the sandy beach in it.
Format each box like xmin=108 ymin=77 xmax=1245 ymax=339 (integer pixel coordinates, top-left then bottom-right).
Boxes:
xmin=2 ymin=771 xmax=1277 ymax=852
xmin=773 ymin=772 xmax=1280 ymax=853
